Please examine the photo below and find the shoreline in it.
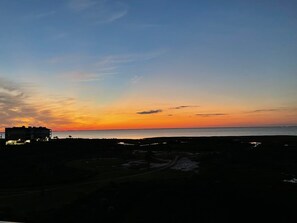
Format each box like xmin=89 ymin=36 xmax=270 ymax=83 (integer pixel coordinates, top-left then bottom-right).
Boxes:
xmin=1 ymin=135 xmax=297 ymax=142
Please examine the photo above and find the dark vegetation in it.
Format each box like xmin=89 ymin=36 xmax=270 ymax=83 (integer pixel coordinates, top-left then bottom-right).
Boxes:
xmin=0 ymin=136 xmax=297 ymax=222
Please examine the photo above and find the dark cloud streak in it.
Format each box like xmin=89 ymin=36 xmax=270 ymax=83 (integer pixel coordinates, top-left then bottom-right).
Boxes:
xmin=170 ymin=105 xmax=198 ymax=110
xmin=137 ymin=109 xmax=162 ymax=115
xmin=248 ymin=109 xmax=281 ymax=113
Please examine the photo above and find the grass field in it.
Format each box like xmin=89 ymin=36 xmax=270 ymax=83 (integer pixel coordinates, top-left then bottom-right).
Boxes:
xmin=0 ymin=136 xmax=297 ymax=222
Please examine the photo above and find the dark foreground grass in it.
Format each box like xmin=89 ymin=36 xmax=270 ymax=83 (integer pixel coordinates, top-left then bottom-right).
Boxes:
xmin=0 ymin=136 xmax=297 ymax=222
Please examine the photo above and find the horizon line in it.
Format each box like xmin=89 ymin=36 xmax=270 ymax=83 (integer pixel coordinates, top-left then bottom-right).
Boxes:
xmin=50 ymin=125 xmax=297 ymax=132
xmin=1 ymin=125 xmax=297 ymax=134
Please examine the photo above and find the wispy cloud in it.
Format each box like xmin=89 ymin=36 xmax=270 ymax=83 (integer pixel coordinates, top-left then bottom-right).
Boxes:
xmin=95 ymin=50 xmax=164 ymax=72
xmin=170 ymin=105 xmax=199 ymax=110
xmin=68 ymin=0 xmax=97 ymax=11
xmin=89 ymin=51 xmax=164 ymax=80
xmin=0 ymin=78 xmax=85 ymax=130
xmin=49 ymin=50 xmax=164 ymax=82
xmin=130 ymin=75 xmax=143 ymax=84
xmin=137 ymin=109 xmax=162 ymax=115
xmin=0 ymin=78 xmax=46 ymax=128
xmin=68 ymin=0 xmax=128 ymax=24
xmin=100 ymin=9 xmax=128 ymax=23
xmin=96 ymin=51 xmax=164 ymax=67
xmin=247 ymin=108 xmax=283 ymax=113
xmin=26 ymin=10 xmax=57 ymax=19
xmin=47 ymin=54 xmax=82 ymax=64
xmin=196 ymin=113 xmax=227 ymax=117
xmin=62 ymin=71 xmax=115 ymax=82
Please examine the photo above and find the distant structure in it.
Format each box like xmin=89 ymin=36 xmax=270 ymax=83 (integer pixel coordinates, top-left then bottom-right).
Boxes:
xmin=5 ymin=126 xmax=52 ymax=142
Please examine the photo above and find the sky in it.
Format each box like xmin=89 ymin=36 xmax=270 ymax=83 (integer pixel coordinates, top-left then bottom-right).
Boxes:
xmin=0 ymin=0 xmax=297 ymax=131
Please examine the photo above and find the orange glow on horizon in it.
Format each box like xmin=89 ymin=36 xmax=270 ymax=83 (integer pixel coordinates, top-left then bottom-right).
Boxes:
xmin=45 ymin=111 xmax=297 ymax=132
xmin=1 ymin=96 xmax=296 ymax=132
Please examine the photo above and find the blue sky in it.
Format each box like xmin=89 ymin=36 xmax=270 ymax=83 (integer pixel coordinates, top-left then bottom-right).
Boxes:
xmin=0 ymin=0 xmax=297 ymax=130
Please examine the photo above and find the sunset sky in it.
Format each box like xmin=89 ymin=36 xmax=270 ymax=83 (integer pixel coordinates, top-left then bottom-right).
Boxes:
xmin=0 ymin=0 xmax=297 ymax=131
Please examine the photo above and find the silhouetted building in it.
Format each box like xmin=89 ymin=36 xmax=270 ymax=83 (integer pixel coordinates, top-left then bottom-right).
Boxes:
xmin=5 ymin=126 xmax=51 ymax=141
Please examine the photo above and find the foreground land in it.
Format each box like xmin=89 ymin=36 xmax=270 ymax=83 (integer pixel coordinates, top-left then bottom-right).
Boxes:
xmin=0 ymin=136 xmax=297 ymax=222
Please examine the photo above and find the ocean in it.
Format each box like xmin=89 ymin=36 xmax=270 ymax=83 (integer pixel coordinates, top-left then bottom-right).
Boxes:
xmin=50 ymin=127 xmax=297 ymax=139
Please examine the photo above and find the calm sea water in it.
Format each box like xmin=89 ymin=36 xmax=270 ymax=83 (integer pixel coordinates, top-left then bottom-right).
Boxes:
xmin=51 ymin=127 xmax=297 ymax=139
